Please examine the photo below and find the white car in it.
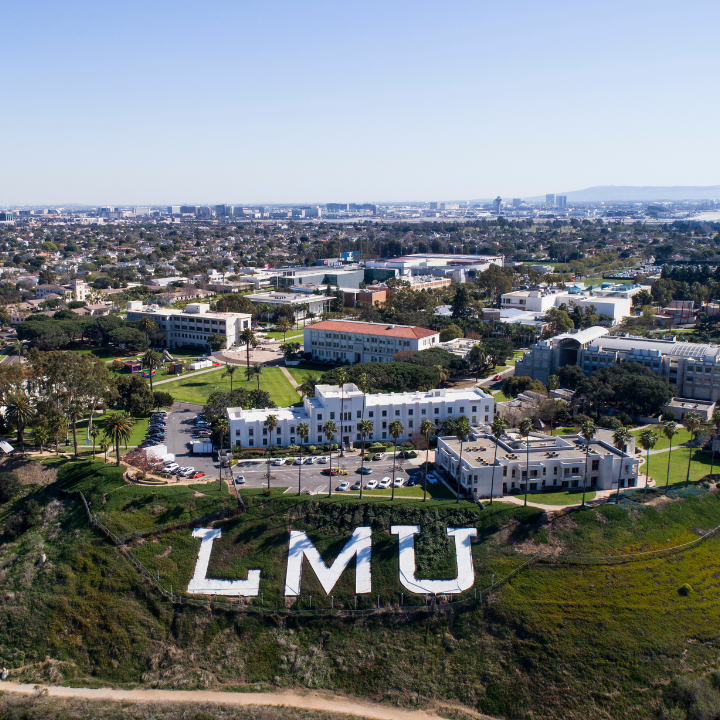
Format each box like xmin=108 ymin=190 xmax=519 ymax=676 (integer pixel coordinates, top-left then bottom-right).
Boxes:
xmin=393 ymin=477 xmax=405 ymax=488
xmin=273 ymin=458 xmax=286 ymax=466
xmin=164 ymin=463 xmax=179 ymax=473
xmin=364 ymin=479 xmax=378 ymax=490
xmin=234 ymin=475 xmax=246 ymax=485
xmin=426 ymin=473 xmax=438 ymax=485
xmin=180 ymin=467 xmax=195 ymax=477
xmin=378 ymin=477 xmax=392 ymax=489
xmin=317 ymin=456 xmax=328 ymax=464
xmin=306 ymin=456 xmax=317 ymax=464
xmin=294 ymin=457 xmax=305 ymax=465
xmin=336 ymin=481 xmax=350 ymax=491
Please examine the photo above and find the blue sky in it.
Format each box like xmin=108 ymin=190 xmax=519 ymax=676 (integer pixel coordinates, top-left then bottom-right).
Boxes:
xmin=2 ymin=0 xmax=718 ymax=205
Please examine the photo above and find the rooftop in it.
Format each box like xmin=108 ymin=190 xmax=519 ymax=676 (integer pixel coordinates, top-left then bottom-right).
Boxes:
xmin=307 ymin=320 xmax=438 ymax=340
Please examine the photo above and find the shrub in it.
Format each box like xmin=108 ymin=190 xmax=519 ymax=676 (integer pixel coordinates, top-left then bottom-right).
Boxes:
xmin=0 ymin=472 xmax=20 ymax=503
xmin=679 ymin=583 xmax=692 ymax=596
xmin=598 ymin=415 xmax=623 ymax=430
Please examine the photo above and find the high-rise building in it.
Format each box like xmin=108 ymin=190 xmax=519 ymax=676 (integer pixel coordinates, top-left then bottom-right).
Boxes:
xmin=545 ymin=194 xmax=556 ymax=207
xmin=167 ymin=206 xmax=181 ymax=215
xmin=0 ymin=211 xmax=14 ymax=221
xmin=180 ymin=205 xmax=198 ymax=215
xmin=215 ymin=204 xmax=234 ymax=217
xmin=512 ymin=198 xmax=522 ymax=207
xmin=556 ymin=195 xmax=568 ymax=208
xmin=493 ymin=196 xmax=502 ymax=213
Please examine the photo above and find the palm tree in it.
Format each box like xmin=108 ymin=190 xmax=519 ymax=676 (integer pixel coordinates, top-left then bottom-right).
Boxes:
xmin=489 ymin=417 xmax=508 ymax=505
xmin=420 ymin=419 xmax=433 ymax=502
xmin=336 ymin=368 xmax=347 ymax=456
xmin=546 ymin=375 xmax=560 ymax=435
xmin=357 ymin=418 xmax=373 ymax=500
xmin=251 ymin=363 xmax=263 ymax=391
xmin=662 ymin=420 xmax=678 ymax=494
xmin=453 ymin=416 xmax=471 ymax=504
xmin=683 ymin=411 xmax=701 ymax=488
xmin=296 ymin=422 xmax=309 ymax=496
xmin=240 ymin=328 xmax=256 ymax=370
xmin=264 ymin=414 xmax=279 ymax=490
xmin=638 ymin=428 xmax=658 ymax=499
xmin=277 ymin=318 xmax=292 ymax=342
xmin=223 ymin=364 xmax=238 ymax=392
xmin=388 ymin=420 xmax=405 ymax=501
xmin=67 ymin=401 xmax=83 ymax=458
xmin=104 ymin=412 xmax=135 ymax=466
xmin=298 ymin=374 xmax=318 ymax=399
xmin=323 ymin=420 xmax=337 ymax=497
xmin=141 ymin=349 xmax=162 ymax=392
xmin=89 ymin=424 xmax=100 ymax=460
xmin=435 ymin=365 xmax=449 ymax=386
xmin=139 ymin=317 xmax=156 ymax=347
xmin=518 ymin=417 xmax=533 ymax=507
xmin=612 ymin=426 xmax=632 ymax=504
xmin=709 ymin=409 xmax=720 ymax=480
xmin=215 ymin=418 xmax=229 ymax=489
xmin=5 ymin=393 xmax=35 ymax=453
xmin=580 ymin=420 xmax=597 ymax=508
xmin=33 ymin=426 xmax=49 ymax=454
xmin=100 ymin=437 xmax=110 ymax=464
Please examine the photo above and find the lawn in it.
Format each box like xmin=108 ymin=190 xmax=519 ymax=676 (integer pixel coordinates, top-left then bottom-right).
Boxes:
xmin=491 ymin=388 xmax=512 ymax=402
xmin=157 ymin=366 xmax=301 ymax=407
xmin=264 ymin=330 xmax=304 ymax=341
xmin=643 ymin=446 xmax=716 ymax=488
xmin=632 ymin=426 xmax=692 ymax=451
xmin=350 ymin=483 xmax=456 ymax=500
xmin=521 ymin=488 xmax=596 ymax=505
xmin=287 ymin=364 xmax=327 ymax=385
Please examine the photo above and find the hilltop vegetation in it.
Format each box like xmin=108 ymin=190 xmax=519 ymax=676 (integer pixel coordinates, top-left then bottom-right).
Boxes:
xmin=2 ymin=459 xmax=720 ymax=719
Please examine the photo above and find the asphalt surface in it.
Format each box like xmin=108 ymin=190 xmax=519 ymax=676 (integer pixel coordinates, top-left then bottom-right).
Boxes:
xmin=166 ymin=402 xmax=418 ymax=493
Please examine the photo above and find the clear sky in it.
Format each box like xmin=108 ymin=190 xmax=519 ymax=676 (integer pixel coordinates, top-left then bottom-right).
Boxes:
xmin=2 ymin=0 xmax=718 ymax=206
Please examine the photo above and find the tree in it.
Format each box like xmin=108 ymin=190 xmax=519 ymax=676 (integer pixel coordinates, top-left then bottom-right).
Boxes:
xmin=662 ymin=420 xmax=678 ymax=494
xmin=467 ymin=344 xmax=489 ymax=380
xmin=298 ymin=374 xmax=318 ymax=399
xmin=264 ymin=414 xmax=279 ymax=490
xmin=544 ymin=308 xmax=574 ymax=336
xmin=475 ymin=265 xmax=512 ymax=307
xmin=489 ymin=417 xmax=508 ymax=504
xmin=139 ymin=317 xmax=158 ymax=346
xmin=280 ymin=342 xmax=301 ymax=360
xmin=323 ymin=419 xmax=337 ymax=497
xmin=388 ymin=419 xmax=405 ymax=501
xmin=89 ymin=424 xmax=100 ymax=460
xmin=453 ymin=416 xmax=471 ymax=504
xmin=141 ymin=349 xmax=162 ymax=392
xmin=0 ymin=472 xmax=20 ymax=503
xmin=277 ymin=318 xmax=292 ymax=342
xmin=240 ymin=328 xmax=257 ymax=370
xmin=547 ymin=374 xmax=560 ymax=395
xmin=435 ymin=365 xmax=449 ymax=386
xmin=502 ymin=375 xmax=547 ymax=399
xmin=450 ymin=287 xmax=473 ymax=319
xmin=115 ymin=374 xmax=154 ymax=414
xmin=296 ymin=422 xmax=309 ymax=496
xmin=249 ymin=363 xmax=264 ymax=390
xmin=5 ymin=393 xmax=35 ymax=453
xmin=215 ymin=417 xmax=229 ymax=489
xmin=207 ymin=334 xmax=225 ymax=352
xmin=638 ymin=428 xmax=658 ymax=499
xmin=223 ymin=364 xmax=238 ymax=392
xmin=683 ymin=411 xmax=701 ymax=488
xmin=153 ymin=390 xmax=174 ymax=410
xmin=709 ymin=409 xmax=720 ymax=481
xmin=580 ymin=420 xmax=597 ymax=508
xmin=33 ymin=425 xmax=49 ymax=454
xmin=612 ymin=426 xmax=632 ymax=504
xmin=104 ymin=412 xmax=135 ymax=466
xmin=420 ymin=419 xmax=434 ymax=502
xmin=439 ymin=324 xmax=464 ymax=342
xmin=558 ymin=364 xmax=586 ymax=390
xmin=518 ymin=417 xmax=533 ymax=507
xmin=99 ymin=437 xmax=110 ymax=464
xmin=67 ymin=401 xmax=83 ymax=458
xmin=108 ymin=326 xmax=148 ymax=352
xmin=357 ymin=418 xmax=373 ymax=500
xmin=482 ymin=338 xmax=514 ymax=369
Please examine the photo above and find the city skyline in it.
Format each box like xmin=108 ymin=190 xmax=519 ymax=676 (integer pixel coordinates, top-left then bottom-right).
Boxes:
xmin=2 ymin=0 xmax=719 ymax=205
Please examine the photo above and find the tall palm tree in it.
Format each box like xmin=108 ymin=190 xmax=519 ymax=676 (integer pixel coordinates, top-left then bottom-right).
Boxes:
xmin=296 ymin=422 xmax=309 ymax=496
xmin=580 ymin=420 xmax=597 ymax=508
xmin=709 ymin=409 xmax=720 ymax=480
xmin=323 ymin=420 xmax=337 ymax=496
xmin=453 ymin=416 xmax=471 ymax=504
xmin=215 ymin=417 xmax=229 ymax=489
xmin=139 ymin=317 xmax=156 ymax=347
xmin=33 ymin=425 xmax=49 ymax=454
xmin=223 ymin=364 xmax=238 ymax=392
xmin=104 ymin=412 xmax=135 ymax=466
xmin=89 ymin=424 xmax=100 ymax=460
xmin=518 ymin=417 xmax=533 ymax=508
xmin=142 ymin=349 xmax=162 ymax=392
xmin=612 ymin=426 xmax=632 ymax=504
xmin=5 ymin=393 xmax=35 ymax=453
xmin=420 ymin=419 xmax=434 ymax=502
xmin=298 ymin=374 xmax=318 ymax=399
xmin=358 ymin=418 xmax=373 ymax=500
xmin=100 ymin=437 xmax=110 ymax=464
xmin=264 ymin=414 xmax=278 ymax=490
xmin=662 ymin=420 xmax=678 ymax=494
xmin=638 ymin=428 xmax=658 ymax=499
xmin=388 ymin=420 xmax=405 ymax=501
xmin=251 ymin=363 xmax=263 ymax=391
xmin=683 ymin=411 xmax=701 ymax=488
xmin=336 ymin=368 xmax=348 ymax=456
xmin=546 ymin=375 xmax=560 ymax=435
xmin=67 ymin=401 xmax=83 ymax=458
xmin=435 ymin=365 xmax=449 ymax=386
xmin=489 ymin=416 xmax=508 ymax=505
xmin=240 ymin=328 xmax=256 ymax=370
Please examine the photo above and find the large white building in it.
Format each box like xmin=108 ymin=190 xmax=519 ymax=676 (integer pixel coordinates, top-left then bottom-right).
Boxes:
xmin=125 ymin=301 xmax=252 ymax=350
xmin=437 ymin=429 xmax=639 ymax=499
xmin=304 ymin=320 xmax=440 ymax=364
xmin=227 ymin=383 xmax=495 ymax=449
xmin=248 ymin=292 xmax=331 ymax=321
xmin=35 ymin=279 xmax=89 ymax=302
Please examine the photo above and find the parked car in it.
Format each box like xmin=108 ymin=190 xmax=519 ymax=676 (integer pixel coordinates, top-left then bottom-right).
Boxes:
xmin=234 ymin=475 xmax=245 ymax=485
xmin=378 ymin=477 xmax=392 ymax=489
xmin=336 ymin=481 xmax=350 ymax=492
xmin=273 ymin=458 xmax=286 ymax=466
xmin=493 ymin=374 xmax=502 ymax=381
xmin=306 ymin=456 xmax=317 ymax=464
xmin=393 ymin=477 xmax=405 ymax=487
xmin=180 ymin=467 xmax=195 ymax=477
xmin=322 ymin=468 xmax=339 ymax=476
xmin=163 ymin=463 xmax=179 ymax=472
xmin=365 ymin=479 xmax=378 ymax=490
xmin=351 ymin=481 xmax=362 ymax=490
xmin=406 ymin=477 xmax=417 ymax=487
xmin=294 ymin=457 xmax=305 ymax=465
xmin=190 ymin=471 xmax=206 ymax=479
xmin=372 ymin=453 xmax=383 ymax=461
xmin=357 ymin=466 xmax=372 ymax=475
xmin=426 ymin=473 xmax=438 ymax=484
xmin=317 ymin=456 xmax=328 ymax=464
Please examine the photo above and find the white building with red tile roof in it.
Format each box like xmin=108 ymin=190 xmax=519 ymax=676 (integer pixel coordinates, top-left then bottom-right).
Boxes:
xmin=303 ymin=320 xmax=440 ymax=364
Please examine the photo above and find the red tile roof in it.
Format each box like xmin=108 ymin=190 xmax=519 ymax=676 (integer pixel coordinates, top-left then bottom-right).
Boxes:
xmin=306 ymin=320 xmax=438 ymax=340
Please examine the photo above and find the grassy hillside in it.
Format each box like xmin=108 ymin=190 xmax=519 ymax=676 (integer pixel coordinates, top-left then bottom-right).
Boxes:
xmin=2 ymin=459 xmax=720 ymax=719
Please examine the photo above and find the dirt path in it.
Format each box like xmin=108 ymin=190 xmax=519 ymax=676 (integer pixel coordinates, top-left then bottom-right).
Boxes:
xmin=280 ymin=366 xmax=300 ymax=389
xmin=0 ymin=683 xmax=462 ymax=720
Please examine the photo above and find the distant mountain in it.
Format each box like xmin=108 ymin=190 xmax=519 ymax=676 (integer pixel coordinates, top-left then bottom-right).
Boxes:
xmin=527 ymin=186 xmax=720 ymax=203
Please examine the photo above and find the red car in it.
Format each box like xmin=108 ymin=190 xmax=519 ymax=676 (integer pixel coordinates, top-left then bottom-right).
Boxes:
xmin=322 ymin=468 xmax=339 ymax=476
xmin=493 ymin=374 xmax=502 ymax=381
xmin=190 ymin=471 xmax=206 ymax=479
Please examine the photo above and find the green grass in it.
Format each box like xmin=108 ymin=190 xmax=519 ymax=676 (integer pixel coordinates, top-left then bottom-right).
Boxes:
xmin=264 ymin=330 xmax=304 ymax=341
xmin=643 ymin=446 xmax=717 ymax=487
xmin=520 ymin=488 xmax=596 ymax=505
xmin=491 ymin=389 xmax=512 ymax=402
xmin=354 ymin=483 xmax=456 ymax=499
xmin=156 ymin=366 xmax=301 ymax=406
xmin=632 ymin=426 xmax=692 ymax=451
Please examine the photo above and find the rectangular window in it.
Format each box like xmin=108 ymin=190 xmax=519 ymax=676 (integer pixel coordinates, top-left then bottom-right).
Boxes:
xmin=330 ymin=412 xmax=335 ymax=419
xmin=421 ymin=409 xmax=426 ymax=415
xmin=472 ymin=406 xmax=477 ymax=412
xmin=317 ymin=425 xmax=322 ymax=433
xmin=435 ymin=408 xmax=439 ymax=414
xmin=408 ymin=409 xmax=414 ymax=416
xmin=248 ymin=429 xmax=254 ymax=436
xmin=249 ymin=439 xmax=254 ymax=447
xmin=460 ymin=407 xmax=464 ymax=414
xmin=592 ymin=460 xmax=599 ymax=471
xmin=448 ymin=408 xmax=453 ymax=414
xmin=317 ymin=414 xmax=322 ymax=421
xmin=357 ymin=411 xmax=361 ymax=419
xmin=382 ymin=410 xmax=387 ymax=417
xmin=395 ymin=410 xmax=400 ymax=416
xmin=369 ymin=411 xmax=374 ymax=418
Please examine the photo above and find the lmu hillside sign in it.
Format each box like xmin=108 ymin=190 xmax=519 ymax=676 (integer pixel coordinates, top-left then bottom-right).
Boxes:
xmin=187 ymin=526 xmax=477 ymax=597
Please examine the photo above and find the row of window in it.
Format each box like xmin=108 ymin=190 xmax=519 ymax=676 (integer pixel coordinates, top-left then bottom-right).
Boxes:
xmin=314 ymin=405 xmax=488 ymax=422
